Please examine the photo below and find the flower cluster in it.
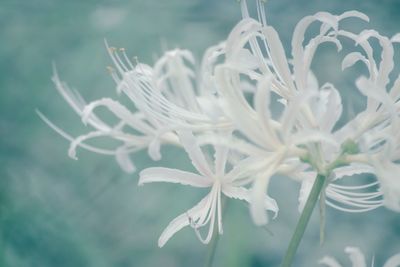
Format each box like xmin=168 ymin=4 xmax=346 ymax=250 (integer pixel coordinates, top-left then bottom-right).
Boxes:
xmin=42 ymin=0 xmax=400 ymax=248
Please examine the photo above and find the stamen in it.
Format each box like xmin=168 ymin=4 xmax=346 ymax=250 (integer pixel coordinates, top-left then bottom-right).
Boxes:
xmin=258 ymin=0 xmax=268 ymax=26
xmin=114 ymin=49 xmax=129 ymax=72
xmin=108 ymin=46 xmax=117 ymax=53
xmin=105 ymin=41 xmax=126 ymax=75
xmin=240 ymin=0 xmax=250 ymax=19
xmin=120 ymin=48 xmax=135 ymax=70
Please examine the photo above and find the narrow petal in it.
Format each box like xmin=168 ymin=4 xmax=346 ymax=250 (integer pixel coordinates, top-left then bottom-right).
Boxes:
xmin=332 ymin=163 xmax=374 ymax=180
xmin=148 ymin=137 xmax=162 ymax=161
xmin=250 ymin=165 xmax=277 ymax=225
xmin=342 ymin=52 xmax=369 ymax=71
xmin=82 ymin=98 xmax=154 ymax=134
xmin=68 ymin=131 xmax=107 ymax=159
xmin=254 ymin=76 xmax=280 ymax=145
xmin=338 ymin=11 xmax=369 ymax=22
xmin=177 ymin=130 xmax=214 ymax=177
xmin=214 ymin=144 xmax=229 ymax=177
xmin=115 ymin=146 xmax=136 ymax=173
xmin=262 ymin=26 xmax=296 ymax=91
xmin=139 ymin=167 xmax=212 ymax=188
xmin=223 ymin=185 xmax=278 ymax=215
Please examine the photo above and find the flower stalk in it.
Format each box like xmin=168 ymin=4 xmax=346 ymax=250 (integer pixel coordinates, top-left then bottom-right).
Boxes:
xmin=280 ymin=173 xmax=327 ymax=267
xmin=204 ymin=196 xmax=228 ymax=267
xmin=203 ymin=222 xmax=221 ymax=267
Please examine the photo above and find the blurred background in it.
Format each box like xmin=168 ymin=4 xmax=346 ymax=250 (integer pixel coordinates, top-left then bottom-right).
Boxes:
xmin=1 ymin=0 xmax=400 ymax=266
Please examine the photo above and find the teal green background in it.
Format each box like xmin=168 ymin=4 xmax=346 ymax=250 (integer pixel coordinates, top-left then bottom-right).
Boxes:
xmin=1 ymin=0 xmax=399 ymax=266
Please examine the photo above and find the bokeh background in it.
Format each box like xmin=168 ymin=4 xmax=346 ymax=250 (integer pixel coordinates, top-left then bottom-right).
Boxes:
xmin=1 ymin=0 xmax=400 ymax=266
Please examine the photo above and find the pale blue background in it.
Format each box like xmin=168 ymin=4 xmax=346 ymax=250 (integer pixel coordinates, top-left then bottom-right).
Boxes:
xmin=1 ymin=0 xmax=399 ymax=266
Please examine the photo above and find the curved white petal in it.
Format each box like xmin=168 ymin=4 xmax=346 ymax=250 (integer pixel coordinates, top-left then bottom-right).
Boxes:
xmin=68 ymin=131 xmax=108 ymax=160
xmin=214 ymin=144 xmax=229 ymax=177
xmin=222 ymin=185 xmax=278 ymax=216
xmin=342 ymin=52 xmax=369 ymax=71
xmin=178 ymin=130 xmax=214 ymax=177
xmin=250 ymin=165 xmax=278 ymax=225
xmin=254 ymin=76 xmax=280 ymax=145
xmin=338 ymin=11 xmax=369 ymax=22
xmin=148 ymin=137 xmax=162 ymax=161
xmin=82 ymin=98 xmax=154 ymax=134
xmin=356 ymin=30 xmax=394 ymax=89
xmin=262 ymin=26 xmax=296 ymax=91
xmin=332 ymin=163 xmax=375 ymax=180
xmin=115 ymin=146 xmax=136 ymax=173
xmin=139 ymin=167 xmax=212 ymax=188
xmin=291 ymin=12 xmax=338 ymax=90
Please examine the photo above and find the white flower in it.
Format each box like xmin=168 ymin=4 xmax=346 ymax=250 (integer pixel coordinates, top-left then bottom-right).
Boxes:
xmin=38 ymin=66 xmax=173 ymax=173
xmin=39 ymin=42 xmax=230 ymax=173
xmin=320 ymin=247 xmax=400 ymax=267
xmin=213 ymin=0 xmax=400 ymax=219
xmin=43 ymin=0 xmax=400 ymax=248
xmin=214 ymin=0 xmax=387 ymax=221
xmin=139 ymin=131 xmax=278 ymax=247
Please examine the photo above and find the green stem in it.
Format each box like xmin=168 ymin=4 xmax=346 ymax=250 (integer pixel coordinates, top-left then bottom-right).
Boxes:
xmin=203 ymin=224 xmax=221 ymax=267
xmin=280 ymin=173 xmax=327 ymax=267
xmin=204 ymin=196 xmax=228 ymax=267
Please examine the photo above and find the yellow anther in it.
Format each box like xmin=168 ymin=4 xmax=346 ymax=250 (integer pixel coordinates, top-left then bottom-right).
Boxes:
xmin=106 ymin=66 xmax=114 ymax=73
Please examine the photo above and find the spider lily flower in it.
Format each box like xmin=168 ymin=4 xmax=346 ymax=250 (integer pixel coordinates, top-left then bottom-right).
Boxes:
xmin=44 ymin=0 xmax=400 ymax=248
xmin=40 ymin=41 xmax=232 ymax=173
xmin=38 ymin=64 xmax=180 ymax=173
xmin=214 ymin=1 xmax=383 ymax=223
xmin=319 ymin=247 xmax=400 ymax=267
xmin=139 ymin=131 xmax=278 ymax=247
xmin=211 ymin=0 xmax=400 ymax=223
xmin=106 ymin=43 xmax=233 ymax=133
